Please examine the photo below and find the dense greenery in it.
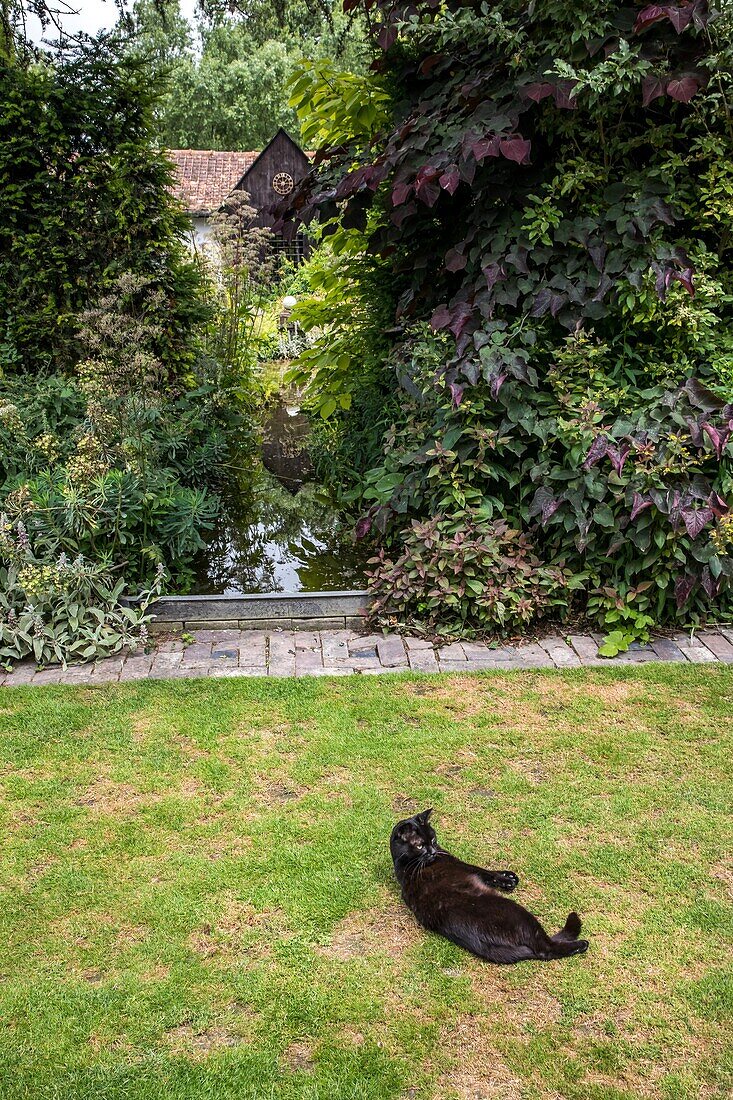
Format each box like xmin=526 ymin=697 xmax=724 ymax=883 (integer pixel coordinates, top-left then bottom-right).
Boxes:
xmin=0 ymin=515 xmax=162 ymax=667
xmin=0 ymin=40 xmax=204 ymax=372
xmin=0 ymin=19 xmax=262 ymax=663
xmin=128 ymin=0 xmax=368 ymax=150
xmin=285 ymin=0 xmax=733 ymax=641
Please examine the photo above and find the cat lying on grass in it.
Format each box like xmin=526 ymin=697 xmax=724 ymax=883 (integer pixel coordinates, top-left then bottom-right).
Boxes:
xmin=391 ymin=809 xmax=588 ymax=965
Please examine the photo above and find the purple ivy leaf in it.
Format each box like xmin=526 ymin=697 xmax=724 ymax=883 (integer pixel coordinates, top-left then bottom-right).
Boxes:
xmin=711 ymin=491 xmax=728 ymax=517
xmin=701 ymin=567 xmax=719 ymax=599
xmin=583 ymin=435 xmax=609 ymax=469
xmin=414 ymin=165 xmax=442 ymax=203
xmin=528 ymin=286 xmax=550 ymax=316
xmin=523 ymin=82 xmax=554 ymax=102
xmin=391 ymin=181 xmax=413 ymax=206
xmin=588 ymin=243 xmax=607 ymax=271
xmin=471 ymin=135 xmax=500 ymax=162
xmin=674 ymin=573 xmax=695 ymax=609
xmin=430 ymin=305 xmax=452 ymax=331
xmin=634 ymin=4 xmax=669 ymax=32
xmin=649 ymin=198 xmax=676 ymax=226
xmin=391 ymin=201 xmax=417 ymax=228
xmin=667 ymin=75 xmax=701 ymax=103
xmin=482 ymin=262 xmax=504 ymax=289
xmin=446 ymin=302 xmax=474 ymax=339
xmin=355 ymin=515 xmax=372 ymax=540
xmin=431 ymin=301 xmax=471 ymax=338
xmin=377 ymin=23 xmax=398 ymax=50
xmin=687 ymin=417 xmax=703 ymax=447
xmin=499 ymin=135 xmax=532 ymax=164
xmin=669 ymin=266 xmax=696 ymax=296
xmin=642 ymin=77 xmax=666 ymax=106
xmin=419 ymin=53 xmax=445 ymax=76
xmin=490 ymin=371 xmax=508 ymax=399
xmin=680 ymin=505 xmax=713 ymax=539
xmin=439 ymin=168 xmax=460 ymax=195
xmin=449 ymin=382 xmax=465 ymax=407
xmin=445 ymin=247 xmax=467 ymax=272
xmin=630 ymin=492 xmax=652 ymax=521
xmin=634 ymin=4 xmax=696 ymax=34
xmin=553 ymin=80 xmax=578 ymax=109
xmin=667 ymin=4 xmax=695 ymax=32
xmin=542 ymin=497 xmax=562 ymax=524
xmin=654 ymin=263 xmax=669 ymax=300
xmin=529 ymin=486 xmax=563 ymax=525
xmin=703 ymin=422 xmax=724 ymax=458
xmin=685 ymin=378 xmax=724 ymax=412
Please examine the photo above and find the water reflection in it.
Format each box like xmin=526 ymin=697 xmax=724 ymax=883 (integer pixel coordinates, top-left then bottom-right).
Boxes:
xmin=191 ymin=466 xmax=368 ymax=594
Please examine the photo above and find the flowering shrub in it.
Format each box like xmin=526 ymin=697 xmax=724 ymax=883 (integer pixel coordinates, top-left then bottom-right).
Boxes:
xmin=367 ymin=516 xmax=568 ymax=638
xmin=0 ymin=517 xmax=163 ymax=668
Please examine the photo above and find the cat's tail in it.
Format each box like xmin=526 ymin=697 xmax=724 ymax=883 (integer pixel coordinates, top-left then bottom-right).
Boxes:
xmin=552 ymin=912 xmax=582 ymax=943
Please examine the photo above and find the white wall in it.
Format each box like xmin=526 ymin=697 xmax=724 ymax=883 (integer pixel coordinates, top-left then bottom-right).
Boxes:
xmin=190 ymin=216 xmax=213 ymax=249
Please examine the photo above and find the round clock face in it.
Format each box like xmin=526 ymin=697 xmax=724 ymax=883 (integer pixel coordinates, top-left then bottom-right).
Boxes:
xmin=272 ymin=172 xmax=294 ymax=196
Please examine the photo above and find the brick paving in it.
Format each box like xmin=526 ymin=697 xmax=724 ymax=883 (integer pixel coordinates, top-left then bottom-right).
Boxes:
xmin=2 ymin=627 xmax=733 ymax=687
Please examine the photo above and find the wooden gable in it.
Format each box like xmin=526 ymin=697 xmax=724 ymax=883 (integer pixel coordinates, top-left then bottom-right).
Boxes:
xmin=234 ymin=129 xmax=310 ymax=229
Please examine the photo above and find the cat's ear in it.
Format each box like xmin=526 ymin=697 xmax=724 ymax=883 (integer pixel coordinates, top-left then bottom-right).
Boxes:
xmin=416 ymin=808 xmax=433 ymax=824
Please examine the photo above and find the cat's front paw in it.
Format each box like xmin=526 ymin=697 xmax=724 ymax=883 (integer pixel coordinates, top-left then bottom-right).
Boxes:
xmin=494 ymin=871 xmax=519 ymax=892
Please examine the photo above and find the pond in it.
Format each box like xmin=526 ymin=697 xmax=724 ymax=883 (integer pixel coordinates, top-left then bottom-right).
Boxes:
xmin=190 ymin=396 xmax=370 ymax=595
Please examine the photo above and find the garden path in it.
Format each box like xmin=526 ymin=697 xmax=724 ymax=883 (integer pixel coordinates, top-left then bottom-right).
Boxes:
xmin=2 ymin=627 xmax=733 ymax=685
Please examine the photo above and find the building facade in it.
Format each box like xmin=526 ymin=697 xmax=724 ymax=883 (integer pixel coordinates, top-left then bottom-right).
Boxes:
xmin=169 ymin=129 xmax=310 ymax=260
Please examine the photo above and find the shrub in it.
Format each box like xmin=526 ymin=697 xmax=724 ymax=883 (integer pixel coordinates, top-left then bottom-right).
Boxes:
xmin=0 ymin=274 xmax=248 ymax=584
xmin=283 ymin=0 xmax=733 ymax=642
xmin=0 ymin=516 xmax=163 ymax=668
xmin=0 ymin=40 xmax=206 ymax=375
xmin=367 ymin=515 xmax=568 ymax=638
xmin=0 ymin=35 xmax=257 ymax=594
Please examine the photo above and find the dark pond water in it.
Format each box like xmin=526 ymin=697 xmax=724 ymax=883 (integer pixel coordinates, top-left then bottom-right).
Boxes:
xmin=190 ymin=397 xmax=370 ymax=595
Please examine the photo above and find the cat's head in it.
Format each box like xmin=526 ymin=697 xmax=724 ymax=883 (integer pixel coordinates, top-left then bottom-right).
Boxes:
xmin=390 ymin=808 xmax=439 ymax=866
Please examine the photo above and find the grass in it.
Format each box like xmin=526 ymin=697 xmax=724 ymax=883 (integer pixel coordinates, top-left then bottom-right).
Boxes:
xmin=0 ymin=666 xmax=732 ymax=1100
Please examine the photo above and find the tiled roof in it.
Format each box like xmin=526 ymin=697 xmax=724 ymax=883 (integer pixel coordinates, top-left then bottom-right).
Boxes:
xmin=168 ymin=149 xmax=260 ymax=216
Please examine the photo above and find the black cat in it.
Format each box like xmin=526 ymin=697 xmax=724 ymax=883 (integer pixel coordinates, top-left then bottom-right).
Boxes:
xmin=390 ymin=809 xmax=588 ymax=965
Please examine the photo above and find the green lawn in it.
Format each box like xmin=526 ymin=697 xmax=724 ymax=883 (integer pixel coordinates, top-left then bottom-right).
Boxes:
xmin=0 ymin=668 xmax=732 ymax=1100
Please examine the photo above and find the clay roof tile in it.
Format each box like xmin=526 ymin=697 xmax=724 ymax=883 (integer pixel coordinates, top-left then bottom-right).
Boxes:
xmin=168 ymin=148 xmax=260 ymax=216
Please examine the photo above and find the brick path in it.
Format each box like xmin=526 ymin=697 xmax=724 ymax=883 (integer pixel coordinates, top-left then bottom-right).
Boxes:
xmin=2 ymin=627 xmax=733 ymax=686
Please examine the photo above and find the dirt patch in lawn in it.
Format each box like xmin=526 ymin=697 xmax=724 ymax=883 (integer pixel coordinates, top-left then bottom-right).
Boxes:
xmin=141 ymin=963 xmax=171 ymax=982
xmin=711 ymin=857 xmax=733 ymax=897
xmin=74 ymin=778 xmax=155 ymax=814
xmin=74 ymin=773 xmax=210 ymax=815
xmin=282 ymin=1040 xmax=315 ymax=1073
xmin=188 ymin=895 xmax=291 ymax=961
xmin=430 ymin=1014 xmax=525 ymax=1100
xmin=114 ymin=924 xmax=150 ymax=948
xmin=131 ymin=714 xmax=157 ymax=745
xmin=255 ymin=779 xmax=308 ymax=806
xmin=164 ymin=1024 xmax=243 ymax=1057
xmin=508 ymin=758 xmax=549 ymax=785
xmin=392 ymin=793 xmax=423 ymax=816
xmin=468 ymin=968 xmax=563 ymax=1035
xmin=402 ymin=677 xmax=497 ymax=718
xmin=317 ymin=902 xmax=418 ymax=961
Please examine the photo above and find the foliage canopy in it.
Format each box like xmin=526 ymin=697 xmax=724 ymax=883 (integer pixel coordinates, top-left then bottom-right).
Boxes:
xmin=285 ymin=0 xmax=733 ymax=638
xmin=0 ymin=38 xmax=204 ymax=373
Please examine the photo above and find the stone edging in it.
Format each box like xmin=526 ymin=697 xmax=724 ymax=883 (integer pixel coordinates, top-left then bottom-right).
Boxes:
xmin=147 ymin=590 xmax=368 ymax=633
xmin=3 ymin=627 xmax=733 ymax=687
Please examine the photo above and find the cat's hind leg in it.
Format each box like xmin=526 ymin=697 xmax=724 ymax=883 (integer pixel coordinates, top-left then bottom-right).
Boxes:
xmin=541 ymin=936 xmax=589 ymax=959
